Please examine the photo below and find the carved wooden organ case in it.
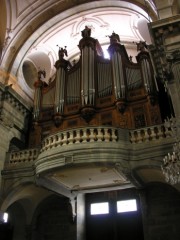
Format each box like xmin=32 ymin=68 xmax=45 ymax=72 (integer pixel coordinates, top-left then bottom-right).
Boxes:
xmin=30 ymin=30 xmax=162 ymax=147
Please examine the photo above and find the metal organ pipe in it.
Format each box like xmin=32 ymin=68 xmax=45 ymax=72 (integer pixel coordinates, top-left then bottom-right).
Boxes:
xmin=112 ymin=52 xmax=125 ymax=99
xmin=33 ymin=80 xmax=43 ymax=120
xmin=67 ymin=68 xmax=80 ymax=105
xmin=97 ymin=62 xmax=112 ymax=97
xmin=54 ymin=68 xmax=65 ymax=114
xmin=141 ymin=58 xmax=156 ymax=93
xmin=81 ymin=46 xmax=95 ymax=106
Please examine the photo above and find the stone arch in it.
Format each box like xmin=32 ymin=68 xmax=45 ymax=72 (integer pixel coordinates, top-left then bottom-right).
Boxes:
xmin=31 ymin=194 xmax=76 ymax=240
xmin=7 ymin=201 xmax=27 ymax=240
xmin=8 ymin=137 xmax=25 ymax=152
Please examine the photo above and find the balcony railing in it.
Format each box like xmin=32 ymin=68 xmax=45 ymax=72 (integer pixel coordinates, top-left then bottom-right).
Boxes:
xmin=4 ymin=124 xmax=171 ymax=168
xmin=41 ymin=126 xmax=118 ymax=152
xmin=129 ymin=124 xmax=171 ymax=143
xmin=7 ymin=148 xmax=39 ymax=166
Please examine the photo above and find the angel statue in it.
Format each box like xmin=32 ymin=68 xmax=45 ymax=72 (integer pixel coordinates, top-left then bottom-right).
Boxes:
xmin=57 ymin=45 xmax=68 ymax=59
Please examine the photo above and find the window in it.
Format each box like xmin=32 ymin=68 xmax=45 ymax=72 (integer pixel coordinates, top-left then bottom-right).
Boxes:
xmin=0 ymin=212 xmax=8 ymax=223
xmin=90 ymin=202 xmax=109 ymax=215
xmin=117 ymin=199 xmax=137 ymax=213
xmin=3 ymin=213 xmax=8 ymax=223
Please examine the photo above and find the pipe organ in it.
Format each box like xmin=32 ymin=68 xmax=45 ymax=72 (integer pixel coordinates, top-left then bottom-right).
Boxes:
xmin=30 ymin=27 xmax=162 ymax=147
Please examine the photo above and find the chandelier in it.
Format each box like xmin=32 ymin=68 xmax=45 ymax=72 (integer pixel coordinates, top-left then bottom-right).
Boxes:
xmin=161 ymin=116 xmax=180 ymax=185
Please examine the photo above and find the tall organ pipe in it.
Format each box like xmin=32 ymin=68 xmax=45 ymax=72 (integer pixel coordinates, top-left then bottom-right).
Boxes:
xmin=81 ymin=46 xmax=95 ymax=106
xmin=33 ymin=79 xmax=43 ymax=120
xmin=111 ymin=51 xmax=125 ymax=99
xmin=54 ymin=68 xmax=65 ymax=114
xmin=140 ymin=56 xmax=157 ymax=94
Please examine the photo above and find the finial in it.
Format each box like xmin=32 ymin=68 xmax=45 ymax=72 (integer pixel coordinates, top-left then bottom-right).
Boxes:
xmin=107 ymin=31 xmax=120 ymax=44
xmin=38 ymin=68 xmax=46 ymax=80
xmin=81 ymin=26 xmax=91 ymax=38
xmin=134 ymin=41 xmax=148 ymax=52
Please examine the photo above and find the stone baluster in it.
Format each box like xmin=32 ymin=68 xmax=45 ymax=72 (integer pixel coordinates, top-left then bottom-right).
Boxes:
xmin=104 ymin=128 xmax=110 ymax=142
xmin=136 ymin=130 xmax=142 ymax=143
xmin=88 ymin=128 xmax=94 ymax=142
xmin=75 ymin=129 xmax=81 ymax=143
xmin=96 ymin=128 xmax=103 ymax=142
xmin=81 ymin=129 xmax=87 ymax=143
xmin=46 ymin=138 xmax=50 ymax=150
xmin=143 ymin=129 xmax=150 ymax=142
xmin=56 ymin=134 xmax=62 ymax=146
xmin=61 ymin=132 xmax=67 ymax=145
xmin=150 ymin=127 xmax=156 ymax=140
xmin=51 ymin=136 xmax=56 ymax=148
xmin=129 ymin=131 xmax=135 ymax=143
xmin=113 ymin=128 xmax=117 ymax=142
xmin=68 ymin=130 xmax=74 ymax=145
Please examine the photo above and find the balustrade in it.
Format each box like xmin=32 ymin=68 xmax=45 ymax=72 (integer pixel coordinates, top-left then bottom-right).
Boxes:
xmin=5 ymin=124 xmax=172 ymax=168
xmin=9 ymin=149 xmax=39 ymax=164
xmin=129 ymin=125 xmax=171 ymax=143
xmin=40 ymin=126 xmax=118 ymax=153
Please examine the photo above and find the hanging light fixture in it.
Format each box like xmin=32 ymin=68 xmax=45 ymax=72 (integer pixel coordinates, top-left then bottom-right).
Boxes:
xmin=161 ymin=116 xmax=180 ymax=185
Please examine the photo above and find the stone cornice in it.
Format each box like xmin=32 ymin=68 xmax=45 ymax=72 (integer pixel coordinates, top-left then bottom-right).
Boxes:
xmin=150 ymin=14 xmax=180 ymax=29
xmin=0 ymin=82 xmax=31 ymax=115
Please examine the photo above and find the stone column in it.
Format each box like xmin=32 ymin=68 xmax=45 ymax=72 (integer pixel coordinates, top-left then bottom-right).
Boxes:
xmin=169 ymin=62 xmax=180 ymax=117
xmin=76 ymin=193 xmax=86 ymax=240
xmin=138 ymin=189 xmax=149 ymax=240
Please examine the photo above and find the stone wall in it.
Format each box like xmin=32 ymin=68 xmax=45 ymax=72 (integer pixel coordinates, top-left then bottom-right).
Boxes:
xmin=142 ymin=183 xmax=180 ymax=240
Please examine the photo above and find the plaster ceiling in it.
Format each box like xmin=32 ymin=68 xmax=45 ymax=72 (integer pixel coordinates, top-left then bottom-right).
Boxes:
xmin=48 ymin=164 xmax=129 ymax=191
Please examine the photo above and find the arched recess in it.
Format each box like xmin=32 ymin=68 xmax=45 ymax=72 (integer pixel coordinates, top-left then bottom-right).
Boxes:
xmin=7 ymin=201 xmax=27 ymax=240
xmin=31 ymin=194 xmax=76 ymax=240
xmin=8 ymin=137 xmax=26 ymax=152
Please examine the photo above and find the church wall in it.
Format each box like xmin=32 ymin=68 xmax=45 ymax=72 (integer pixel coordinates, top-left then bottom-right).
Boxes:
xmin=142 ymin=183 xmax=180 ymax=240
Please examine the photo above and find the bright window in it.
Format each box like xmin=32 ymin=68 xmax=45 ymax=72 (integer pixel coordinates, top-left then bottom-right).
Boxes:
xmin=90 ymin=202 xmax=109 ymax=215
xmin=3 ymin=213 xmax=8 ymax=223
xmin=117 ymin=199 xmax=137 ymax=213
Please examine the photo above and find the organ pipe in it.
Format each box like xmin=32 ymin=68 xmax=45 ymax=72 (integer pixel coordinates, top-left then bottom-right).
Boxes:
xmin=54 ymin=68 xmax=65 ymax=114
xmin=81 ymin=46 xmax=95 ymax=106
xmin=141 ymin=58 xmax=154 ymax=93
xmin=111 ymin=52 xmax=125 ymax=99
xmin=33 ymin=79 xmax=43 ymax=120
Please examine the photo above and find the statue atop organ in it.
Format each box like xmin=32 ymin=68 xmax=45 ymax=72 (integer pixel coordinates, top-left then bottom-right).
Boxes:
xmin=30 ymin=27 xmax=162 ymax=147
xmin=81 ymin=25 xmax=91 ymax=38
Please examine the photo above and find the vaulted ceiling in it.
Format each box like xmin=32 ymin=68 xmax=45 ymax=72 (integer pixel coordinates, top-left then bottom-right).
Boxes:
xmin=0 ymin=0 xmax=159 ymax=100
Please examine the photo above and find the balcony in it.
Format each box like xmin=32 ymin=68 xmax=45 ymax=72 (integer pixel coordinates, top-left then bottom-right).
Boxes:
xmin=2 ymin=124 xmax=174 ymax=194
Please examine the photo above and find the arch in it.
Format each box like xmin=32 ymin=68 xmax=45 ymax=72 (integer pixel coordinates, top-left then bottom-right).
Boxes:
xmin=8 ymin=137 xmax=25 ymax=152
xmin=7 ymin=201 xmax=27 ymax=240
xmin=31 ymin=194 xmax=76 ymax=240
